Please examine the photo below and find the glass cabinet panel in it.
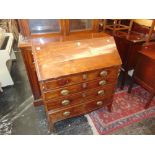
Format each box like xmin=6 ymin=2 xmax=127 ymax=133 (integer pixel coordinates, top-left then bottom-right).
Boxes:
xmin=69 ymin=19 xmax=93 ymax=32
xmin=28 ymin=19 xmax=60 ymax=34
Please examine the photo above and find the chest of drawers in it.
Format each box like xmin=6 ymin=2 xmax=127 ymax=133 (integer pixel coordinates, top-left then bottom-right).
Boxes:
xmin=33 ymin=36 xmax=122 ymax=132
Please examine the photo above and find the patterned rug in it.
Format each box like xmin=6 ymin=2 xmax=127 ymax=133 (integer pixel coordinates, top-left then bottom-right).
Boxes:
xmin=86 ymin=86 xmax=155 ymax=135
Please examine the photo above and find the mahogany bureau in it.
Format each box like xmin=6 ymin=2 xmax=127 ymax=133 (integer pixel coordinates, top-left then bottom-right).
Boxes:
xmin=19 ymin=33 xmax=115 ymax=106
xmin=31 ymin=35 xmax=122 ymax=131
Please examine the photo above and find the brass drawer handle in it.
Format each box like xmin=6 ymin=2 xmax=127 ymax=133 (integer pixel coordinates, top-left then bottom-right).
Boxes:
xmin=97 ymin=90 xmax=105 ymax=96
xmin=100 ymin=70 xmax=108 ymax=77
xmin=61 ymin=100 xmax=70 ymax=106
xmin=99 ymin=80 xmax=106 ymax=86
xmin=63 ymin=111 xmax=70 ymax=116
xmin=82 ymin=73 xmax=87 ymax=80
xmin=96 ymin=101 xmax=103 ymax=106
xmin=61 ymin=89 xmax=69 ymax=96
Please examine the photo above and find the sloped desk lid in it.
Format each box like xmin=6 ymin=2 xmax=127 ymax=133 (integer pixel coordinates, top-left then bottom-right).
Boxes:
xmin=32 ymin=35 xmax=122 ymax=81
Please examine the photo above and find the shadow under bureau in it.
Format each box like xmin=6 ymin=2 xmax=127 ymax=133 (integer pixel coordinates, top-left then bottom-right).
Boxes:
xmin=20 ymin=34 xmax=122 ymax=132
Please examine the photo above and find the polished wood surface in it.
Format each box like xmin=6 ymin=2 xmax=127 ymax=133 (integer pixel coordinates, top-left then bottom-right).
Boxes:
xmin=31 ymin=33 xmax=121 ymax=131
xmin=45 ymin=84 xmax=115 ymax=110
xmin=114 ymin=30 xmax=153 ymax=89
xmin=41 ymin=66 xmax=118 ymax=90
xmin=19 ymin=32 xmax=121 ymax=132
xmin=49 ymin=97 xmax=112 ymax=123
xmin=19 ymin=32 xmax=110 ymax=105
xmin=33 ymin=36 xmax=121 ymax=81
xmin=42 ymin=77 xmax=117 ymax=101
xmin=128 ymin=43 xmax=155 ymax=109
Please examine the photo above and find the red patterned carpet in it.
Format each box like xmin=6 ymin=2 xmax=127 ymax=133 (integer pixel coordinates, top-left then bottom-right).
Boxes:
xmin=87 ymin=86 xmax=155 ymax=135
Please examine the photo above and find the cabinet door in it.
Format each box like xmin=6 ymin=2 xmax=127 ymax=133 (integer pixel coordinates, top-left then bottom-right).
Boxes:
xmin=69 ymin=19 xmax=93 ymax=32
xmin=28 ymin=19 xmax=61 ymax=34
xmin=18 ymin=19 xmax=99 ymax=37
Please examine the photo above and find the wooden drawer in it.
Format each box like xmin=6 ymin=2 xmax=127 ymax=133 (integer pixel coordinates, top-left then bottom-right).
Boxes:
xmin=48 ymin=97 xmax=112 ymax=123
xmin=41 ymin=67 xmax=118 ymax=91
xmin=45 ymin=84 xmax=115 ymax=111
xmin=42 ymin=78 xmax=116 ymax=101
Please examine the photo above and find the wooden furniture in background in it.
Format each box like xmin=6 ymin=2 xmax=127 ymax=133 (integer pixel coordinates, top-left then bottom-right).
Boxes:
xmin=128 ymin=43 xmax=155 ymax=108
xmin=114 ymin=19 xmax=155 ymax=89
xmin=19 ymin=32 xmax=117 ymax=106
xmin=65 ymin=19 xmax=99 ymax=35
xmin=103 ymin=19 xmax=133 ymax=34
xmin=32 ymin=34 xmax=121 ymax=131
xmin=19 ymin=42 xmax=43 ymax=106
xmin=18 ymin=19 xmax=99 ymax=37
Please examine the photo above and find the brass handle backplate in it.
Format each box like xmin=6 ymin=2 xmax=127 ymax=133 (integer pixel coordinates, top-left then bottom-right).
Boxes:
xmin=82 ymin=83 xmax=87 ymax=88
xmin=61 ymin=89 xmax=69 ymax=96
xmin=100 ymin=70 xmax=108 ymax=77
xmin=97 ymin=90 xmax=105 ymax=96
xmin=82 ymin=73 xmax=87 ymax=80
xmin=63 ymin=111 xmax=70 ymax=116
xmin=61 ymin=100 xmax=70 ymax=106
xmin=96 ymin=101 xmax=103 ymax=106
xmin=99 ymin=80 xmax=106 ymax=86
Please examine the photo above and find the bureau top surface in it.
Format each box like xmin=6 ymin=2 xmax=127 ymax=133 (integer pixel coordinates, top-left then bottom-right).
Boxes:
xmin=32 ymin=34 xmax=121 ymax=81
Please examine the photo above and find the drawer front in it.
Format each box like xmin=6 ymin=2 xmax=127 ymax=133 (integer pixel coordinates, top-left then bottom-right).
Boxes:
xmin=43 ymin=78 xmax=116 ymax=101
xmin=49 ymin=97 xmax=112 ymax=123
xmin=45 ymin=84 xmax=115 ymax=111
xmin=41 ymin=67 xmax=119 ymax=91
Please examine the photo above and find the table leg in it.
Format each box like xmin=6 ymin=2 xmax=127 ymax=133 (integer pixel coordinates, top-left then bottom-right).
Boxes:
xmin=107 ymin=104 xmax=112 ymax=112
xmin=128 ymin=77 xmax=135 ymax=93
xmin=144 ymin=93 xmax=155 ymax=109
xmin=120 ymin=70 xmax=128 ymax=90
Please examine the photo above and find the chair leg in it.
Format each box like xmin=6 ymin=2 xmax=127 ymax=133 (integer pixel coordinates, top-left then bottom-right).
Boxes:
xmin=120 ymin=70 xmax=128 ymax=90
xmin=144 ymin=93 xmax=154 ymax=109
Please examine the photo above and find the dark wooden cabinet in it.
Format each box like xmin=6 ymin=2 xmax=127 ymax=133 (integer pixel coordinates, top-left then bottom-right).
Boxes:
xmin=19 ymin=44 xmax=43 ymax=106
xmin=128 ymin=43 xmax=155 ymax=108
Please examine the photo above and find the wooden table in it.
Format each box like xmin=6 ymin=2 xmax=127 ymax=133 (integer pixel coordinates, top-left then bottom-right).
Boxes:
xmin=128 ymin=43 xmax=155 ymax=108
xmin=114 ymin=31 xmax=147 ymax=89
